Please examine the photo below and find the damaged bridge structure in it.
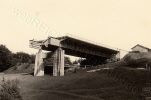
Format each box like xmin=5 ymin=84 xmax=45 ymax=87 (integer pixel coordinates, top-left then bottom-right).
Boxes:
xmin=30 ymin=34 xmax=120 ymax=76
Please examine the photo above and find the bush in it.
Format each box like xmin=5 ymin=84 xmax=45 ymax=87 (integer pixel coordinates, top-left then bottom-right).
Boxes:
xmin=124 ymin=56 xmax=151 ymax=68
xmin=122 ymin=52 xmax=151 ymax=68
xmin=0 ymin=45 xmax=13 ymax=71
xmin=0 ymin=44 xmax=36 ymax=72
xmin=0 ymin=77 xmax=22 ymax=100
xmin=13 ymin=52 xmax=32 ymax=64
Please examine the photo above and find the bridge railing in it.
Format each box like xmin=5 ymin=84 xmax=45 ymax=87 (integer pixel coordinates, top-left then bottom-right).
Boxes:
xmin=66 ymin=33 xmax=119 ymax=51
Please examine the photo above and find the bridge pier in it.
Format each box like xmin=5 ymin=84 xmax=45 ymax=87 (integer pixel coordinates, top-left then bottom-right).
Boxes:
xmin=53 ymin=48 xmax=65 ymax=76
xmin=34 ymin=48 xmax=65 ymax=76
xmin=34 ymin=49 xmax=46 ymax=76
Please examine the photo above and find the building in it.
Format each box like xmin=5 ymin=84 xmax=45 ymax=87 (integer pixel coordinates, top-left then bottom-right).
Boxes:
xmin=131 ymin=44 xmax=151 ymax=52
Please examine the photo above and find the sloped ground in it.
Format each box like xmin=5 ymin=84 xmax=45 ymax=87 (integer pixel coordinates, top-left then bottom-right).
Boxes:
xmin=122 ymin=52 xmax=151 ymax=67
xmin=123 ymin=52 xmax=151 ymax=60
xmin=0 ymin=68 xmax=142 ymax=100
xmin=101 ymin=52 xmax=151 ymax=68
xmin=4 ymin=52 xmax=151 ymax=73
xmin=1 ymin=52 xmax=151 ymax=100
xmin=105 ymin=67 xmax=151 ymax=97
xmin=4 ymin=63 xmax=34 ymax=74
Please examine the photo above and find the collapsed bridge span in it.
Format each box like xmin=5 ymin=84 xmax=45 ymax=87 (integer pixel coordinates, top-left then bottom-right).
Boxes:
xmin=30 ymin=34 xmax=120 ymax=76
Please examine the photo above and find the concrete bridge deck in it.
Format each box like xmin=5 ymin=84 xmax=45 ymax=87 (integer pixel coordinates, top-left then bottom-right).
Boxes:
xmin=30 ymin=34 xmax=119 ymax=58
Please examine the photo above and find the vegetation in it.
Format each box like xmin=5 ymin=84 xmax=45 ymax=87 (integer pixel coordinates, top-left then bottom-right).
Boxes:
xmin=0 ymin=45 xmax=148 ymax=99
xmin=124 ymin=55 xmax=151 ymax=68
xmin=122 ymin=52 xmax=151 ymax=68
xmin=12 ymin=52 xmax=35 ymax=65
xmin=64 ymin=56 xmax=72 ymax=65
xmin=99 ymin=67 xmax=151 ymax=97
xmin=0 ymin=77 xmax=22 ymax=100
xmin=0 ymin=45 xmax=13 ymax=71
xmin=0 ymin=44 xmax=35 ymax=72
xmin=99 ymin=52 xmax=151 ymax=69
xmin=19 ymin=68 xmax=142 ymax=100
xmin=114 ymin=67 xmax=151 ymax=88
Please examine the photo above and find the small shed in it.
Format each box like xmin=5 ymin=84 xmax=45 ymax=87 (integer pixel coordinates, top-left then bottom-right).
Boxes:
xmin=132 ymin=44 xmax=151 ymax=52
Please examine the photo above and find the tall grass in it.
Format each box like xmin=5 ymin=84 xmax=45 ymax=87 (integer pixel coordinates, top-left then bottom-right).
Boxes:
xmin=0 ymin=77 xmax=22 ymax=100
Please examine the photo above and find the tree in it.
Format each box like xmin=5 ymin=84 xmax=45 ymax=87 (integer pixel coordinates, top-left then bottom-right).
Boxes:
xmin=65 ymin=56 xmax=72 ymax=65
xmin=0 ymin=44 xmax=36 ymax=71
xmin=29 ymin=54 xmax=36 ymax=63
xmin=13 ymin=52 xmax=31 ymax=64
xmin=0 ymin=45 xmax=13 ymax=71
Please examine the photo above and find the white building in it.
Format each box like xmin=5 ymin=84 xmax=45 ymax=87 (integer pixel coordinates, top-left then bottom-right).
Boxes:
xmin=132 ymin=44 xmax=151 ymax=52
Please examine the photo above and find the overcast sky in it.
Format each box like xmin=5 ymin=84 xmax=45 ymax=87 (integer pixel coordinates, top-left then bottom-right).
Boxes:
xmin=0 ymin=0 xmax=151 ymax=55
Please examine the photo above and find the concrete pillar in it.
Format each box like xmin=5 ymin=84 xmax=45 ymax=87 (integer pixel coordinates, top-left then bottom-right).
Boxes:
xmin=34 ymin=49 xmax=45 ymax=76
xmin=53 ymin=48 xmax=65 ymax=76
xmin=60 ymin=49 xmax=65 ymax=76
xmin=53 ymin=52 xmax=58 ymax=76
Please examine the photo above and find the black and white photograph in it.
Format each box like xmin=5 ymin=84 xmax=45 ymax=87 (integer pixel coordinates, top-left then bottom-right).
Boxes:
xmin=0 ymin=0 xmax=151 ymax=100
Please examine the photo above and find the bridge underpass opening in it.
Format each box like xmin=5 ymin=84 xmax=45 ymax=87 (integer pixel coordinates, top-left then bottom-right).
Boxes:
xmin=42 ymin=51 xmax=107 ymax=76
xmin=44 ymin=50 xmax=108 ymax=67
xmin=63 ymin=49 xmax=109 ymax=66
xmin=44 ymin=65 xmax=53 ymax=75
xmin=43 ymin=53 xmax=79 ymax=76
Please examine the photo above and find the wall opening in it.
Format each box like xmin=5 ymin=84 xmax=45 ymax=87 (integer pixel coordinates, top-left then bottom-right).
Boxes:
xmin=44 ymin=66 xmax=53 ymax=75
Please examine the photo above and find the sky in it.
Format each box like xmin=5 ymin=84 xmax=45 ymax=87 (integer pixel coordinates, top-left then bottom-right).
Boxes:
xmin=0 ymin=0 xmax=151 ymax=58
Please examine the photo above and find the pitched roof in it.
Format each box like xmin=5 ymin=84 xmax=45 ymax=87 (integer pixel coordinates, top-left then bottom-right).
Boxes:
xmin=132 ymin=44 xmax=151 ymax=50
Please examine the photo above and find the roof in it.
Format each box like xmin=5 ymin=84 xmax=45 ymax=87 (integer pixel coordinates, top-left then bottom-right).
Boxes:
xmin=132 ymin=44 xmax=151 ymax=50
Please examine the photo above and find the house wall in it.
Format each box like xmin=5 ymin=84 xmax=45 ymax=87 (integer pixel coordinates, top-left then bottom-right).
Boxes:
xmin=132 ymin=46 xmax=149 ymax=52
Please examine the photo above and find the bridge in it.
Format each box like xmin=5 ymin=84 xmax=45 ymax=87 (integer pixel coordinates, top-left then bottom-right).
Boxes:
xmin=30 ymin=34 xmax=120 ymax=76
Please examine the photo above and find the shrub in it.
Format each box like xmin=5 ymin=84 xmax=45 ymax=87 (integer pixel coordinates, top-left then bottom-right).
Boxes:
xmin=0 ymin=45 xmax=13 ymax=71
xmin=13 ymin=52 xmax=31 ymax=64
xmin=122 ymin=52 xmax=151 ymax=68
xmin=0 ymin=77 xmax=22 ymax=100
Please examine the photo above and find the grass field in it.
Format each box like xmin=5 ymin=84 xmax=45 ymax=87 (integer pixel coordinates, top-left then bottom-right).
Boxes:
xmin=0 ymin=68 xmax=143 ymax=100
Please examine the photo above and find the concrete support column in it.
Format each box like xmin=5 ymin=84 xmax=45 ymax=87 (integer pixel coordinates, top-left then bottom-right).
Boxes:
xmin=53 ymin=48 xmax=65 ymax=76
xmin=34 ymin=49 xmax=45 ymax=76
xmin=60 ymin=49 xmax=65 ymax=76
